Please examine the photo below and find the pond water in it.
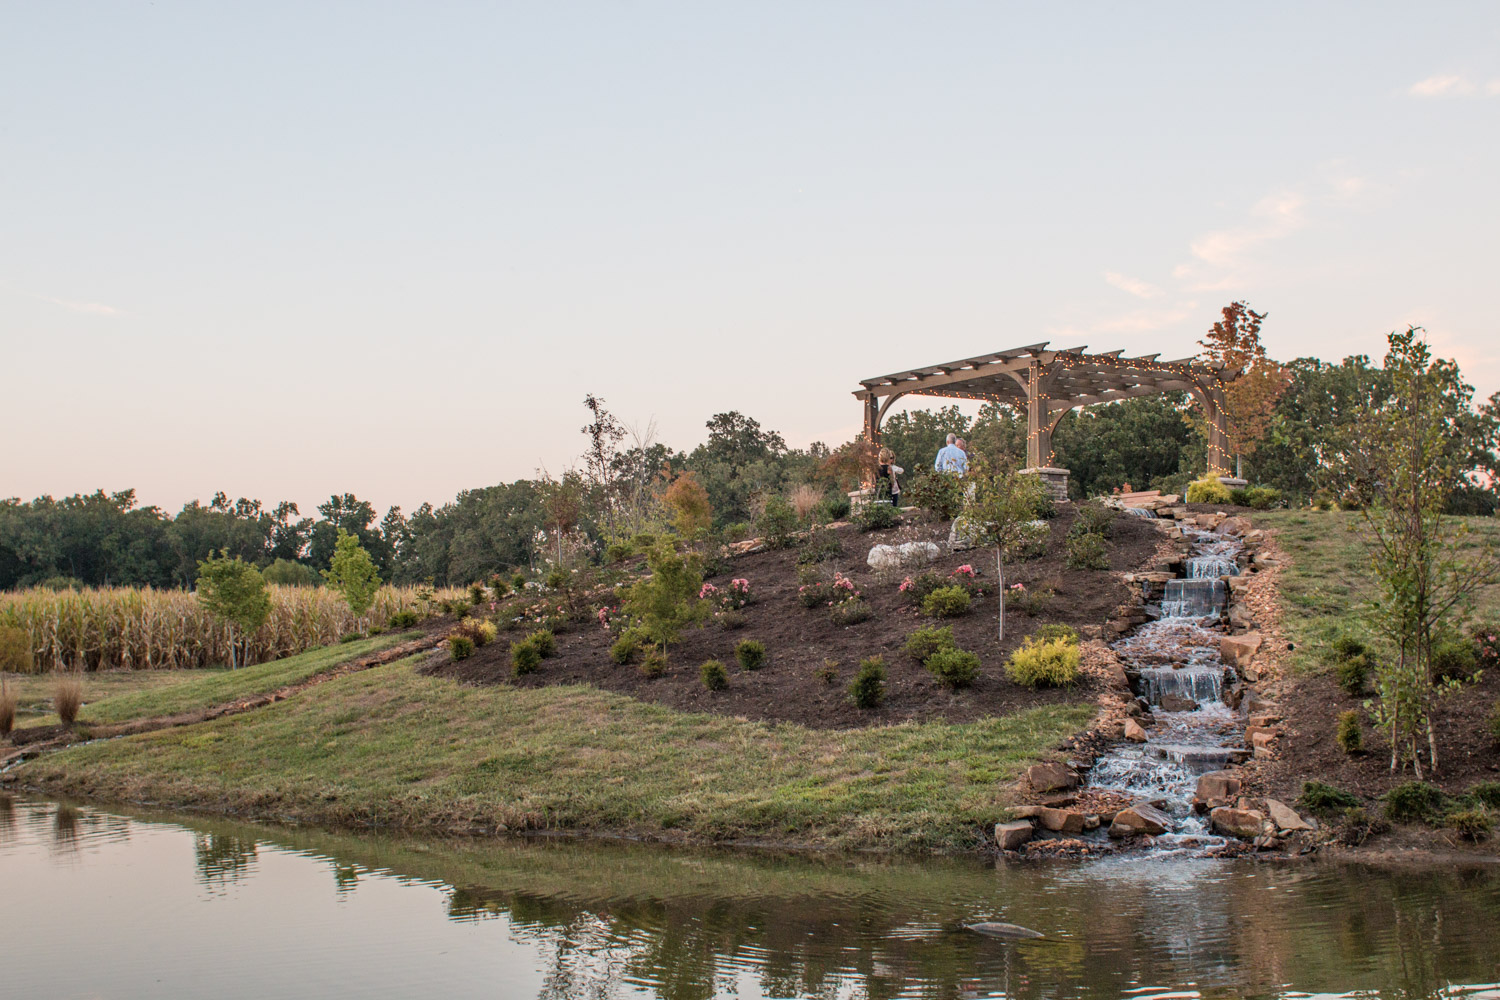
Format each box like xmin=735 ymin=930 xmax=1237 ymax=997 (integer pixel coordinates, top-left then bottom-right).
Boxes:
xmin=3 ymin=793 xmax=1498 ymax=999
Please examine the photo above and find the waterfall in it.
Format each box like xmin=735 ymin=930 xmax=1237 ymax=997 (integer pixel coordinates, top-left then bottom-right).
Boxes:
xmin=1161 ymin=579 xmax=1225 ymax=619
xmin=1138 ymin=665 xmax=1226 ymax=705
xmin=1124 ymin=507 xmax=1157 ymax=519
xmin=1186 ymin=555 xmax=1238 ymax=579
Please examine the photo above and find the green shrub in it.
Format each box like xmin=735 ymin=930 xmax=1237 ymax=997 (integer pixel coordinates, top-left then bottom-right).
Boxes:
xmin=631 ymin=532 xmax=658 ymax=550
xmin=1431 ymin=636 xmax=1479 ymax=680
xmin=1311 ymin=490 xmax=1335 ymax=511
xmin=339 ymin=631 xmax=363 ymax=643
xmin=1069 ymin=500 xmax=1114 ymax=538
xmin=640 ymin=648 xmax=667 ymax=678
xmin=1299 ymin=780 xmax=1361 ymax=815
xmin=1446 ymin=809 xmax=1492 ymax=842
xmin=511 ymin=571 xmax=528 ymax=592
xmin=1229 ymin=487 xmax=1249 ymax=506
xmin=735 ymin=639 xmax=767 ymax=671
xmin=527 ymin=628 xmax=557 ymax=657
xmin=756 ymin=496 xmax=799 ymax=549
xmin=489 ymin=576 xmax=512 ymax=599
xmin=511 ymin=640 xmax=541 ymax=676
xmin=1468 ymin=782 xmax=1500 ymax=810
xmin=1490 ymin=700 xmax=1500 ymax=744
xmin=816 ymin=659 xmax=839 ymax=685
xmin=926 ymin=648 xmax=981 ymax=689
xmin=1185 ymin=476 xmax=1233 ymax=504
xmin=903 ymin=471 xmax=965 ymax=520
xmin=368 ymin=624 xmax=386 ymax=636
xmin=828 ymin=600 xmax=872 ymax=626
xmin=1005 ymin=637 xmax=1079 ymax=688
xmin=1330 ymin=634 xmax=1374 ymax=694
xmin=609 ymin=634 xmax=639 ymax=664
xmin=1031 ymin=623 xmax=1079 ymax=646
xmin=813 ymin=494 xmax=851 ymax=524
xmin=921 ymin=585 xmax=972 ymax=618
xmin=1009 ymin=582 xmax=1054 ymax=616
xmin=1336 ymin=710 xmax=1362 ymax=754
xmin=389 ymin=610 xmax=420 ymax=629
xmin=1026 ymin=486 xmax=1056 ymax=520
xmin=1384 ymin=781 xmax=1445 ymax=823
xmin=545 ymin=569 xmax=568 ymax=591
xmin=1337 ymin=807 xmax=1390 ymax=846
xmin=605 ymin=541 xmax=634 ymax=564
xmin=796 ymin=524 xmax=844 ymax=564
xmin=0 ymin=626 xmax=34 ymax=674
xmin=261 ymin=558 xmax=321 ymax=587
xmin=1064 ymin=532 xmax=1108 ymax=570
xmin=853 ymin=501 xmax=899 ymax=532
xmin=716 ymin=610 xmax=747 ymax=630
xmin=449 ymin=635 xmax=476 ymax=661
xmin=469 ymin=583 xmax=486 ymax=604
xmin=904 ymin=625 xmax=957 ymax=663
xmin=848 ymin=656 xmax=886 ymax=709
xmin=900 ymin=570 xmax=949 ymax=604
xmin=1244 ymin=486 xmax=1281 ymax=510
xmin=700 ymin=659 xmax=729 ymax=691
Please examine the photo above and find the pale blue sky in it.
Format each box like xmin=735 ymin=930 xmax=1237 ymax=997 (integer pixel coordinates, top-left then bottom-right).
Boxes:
xmin=4 ymin=2 xmax=1498 ymax=515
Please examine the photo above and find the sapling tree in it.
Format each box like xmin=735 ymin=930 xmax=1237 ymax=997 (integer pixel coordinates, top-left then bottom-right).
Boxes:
xmin=1360 ymin=328 xmax=1499 ymax=775
xmin=195 ymin=550 xmax=272 ymax=669
xmin=622 ymin=541 xmax=704 ymax=660
xmin=954 ymin=462 xmax=1050 ymax=642
xmin=323 ymin=528 xmax=382 ymax=620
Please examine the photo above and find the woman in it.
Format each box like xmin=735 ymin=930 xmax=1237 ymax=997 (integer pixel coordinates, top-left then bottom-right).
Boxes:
xmin=877 ymin=447 xmax=904 ymax=506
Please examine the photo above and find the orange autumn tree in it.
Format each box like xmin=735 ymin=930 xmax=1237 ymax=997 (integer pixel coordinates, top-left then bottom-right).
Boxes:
xmin=1198 ymin=301 xmax=1290 ymax=478
xmin=662 ymin=471 xmax=713 ymax=540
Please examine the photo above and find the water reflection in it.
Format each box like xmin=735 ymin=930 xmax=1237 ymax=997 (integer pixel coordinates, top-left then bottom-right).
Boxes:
xmin=0 ymin=795 xmax=1498 ymax=999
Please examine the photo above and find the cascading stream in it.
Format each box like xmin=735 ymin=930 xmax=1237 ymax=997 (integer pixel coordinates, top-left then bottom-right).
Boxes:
xmin=1083 ymin=523 xmax=1245 ymax=846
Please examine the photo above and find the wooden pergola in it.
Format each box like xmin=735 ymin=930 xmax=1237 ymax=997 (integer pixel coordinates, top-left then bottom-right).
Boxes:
xmin=854 ymin=343 xmax=1238 ymax=495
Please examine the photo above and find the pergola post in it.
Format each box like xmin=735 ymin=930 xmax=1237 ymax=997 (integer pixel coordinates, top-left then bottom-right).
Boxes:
xmin=1201 ymin=383 xmax=1240 ymax=483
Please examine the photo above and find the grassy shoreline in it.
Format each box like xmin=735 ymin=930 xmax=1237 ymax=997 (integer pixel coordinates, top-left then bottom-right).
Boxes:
xmin=11 ymin=655 xmax=1093 ymax=852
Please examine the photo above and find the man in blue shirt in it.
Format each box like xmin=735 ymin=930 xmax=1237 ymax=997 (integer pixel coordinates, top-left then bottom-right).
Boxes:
xmin=933 ymin=433 xmax=969 ymax=475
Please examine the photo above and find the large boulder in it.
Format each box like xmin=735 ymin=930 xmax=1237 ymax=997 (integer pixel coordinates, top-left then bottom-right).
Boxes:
xmin=1211 ymin=807 xmax=1267 ymax=839
xmin=1026 ymin=762 xmax=1078 ymax=793
xmin=1220 ymin=632 xmax=1263 ymax=670
xmin=1124 ymin=718 xmax=1149 ymax=742
xmin=1218 ymin=516 xmax=1253 ymax=536
xmin=1196 ymin=771 xmax=1241 ymax=800
xmin=1265 ymin=799 xmax=1314 ymax=832
xmin=1108 ymin=803 xmax=1172 ymax=838
xmin=1159 ymin=693 xmax=1199 ymax=713
xmin=994 ymin=820 xmax=1035 ymax=850
xmin=866 ymin=541 xmax=942 ymax=571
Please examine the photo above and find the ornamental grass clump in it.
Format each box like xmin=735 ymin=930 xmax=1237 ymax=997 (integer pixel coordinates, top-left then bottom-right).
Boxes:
xmin=1005 ymin=637 xmax=1079 ymax=688
xmin=53 ymin=675 xmax=83 ymax=725
xmin=828 ymin=600 xmax=872 ymax=626
xmin=921 ymin=585 xmax=971 ymax=618
xmin=0 ymin=680 xmax=15 ymax=737
xmin=700 ymin=659 xmax=728 ymax=691
xmin=925 ymin=647 xmax=980 ymax=689
xmin=735 ymin=639 xmax=766 ymax=671
xmin=848 ymin=656 xmax=886 ymax=709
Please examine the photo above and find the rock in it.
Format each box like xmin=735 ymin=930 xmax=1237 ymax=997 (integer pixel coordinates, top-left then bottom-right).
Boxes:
xmin=1038 ymin=807 xmax=1087 ymax=834
xmin=1124 ymin=718 xmax=1149 ymax=742
xmin=1251 ymin=730 xmax=1277 ymax=750
xmin=1196 ymin=771 xmax=1241 ymax=801
xmin=1211 ymin=807 xmax=1267 ymax=839
xmin=1108 ymin=803 xmax=1172 ymax=838
xmin=1218 ymin=516 xmax=1253 ymax=536
xmin=994 ymin=820 xmax=1035 ymax=850
xmin=1083 ymin=814 xmax=1101 ymax=831
xmin=1159 ymin=693 xmax=1199 ymax=713
xmin=1220 ymin=632 xmax=1263 ymax=670
xmin=966 ymin=922 xmax=1045 ymax=940
xmin=866 ymin=541 xmax=942 ymax=571
xmin=1265 ymin=798 xmax=1314 ymax=832
xmin=1247 ymin=712 xmax=1282 ymax=727
xmin=1026 ymin=762 xmax=1078 ymax=793
xmin=1011 ymin=805 xmax=1045 ymax=819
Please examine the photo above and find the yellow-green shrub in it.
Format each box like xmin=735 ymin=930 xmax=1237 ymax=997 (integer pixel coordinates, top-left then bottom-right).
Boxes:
xmin=1005 ymin=637 xmax=1080 ymax=688
xmin=1185 ymin=476 xmax=1233 ymax=504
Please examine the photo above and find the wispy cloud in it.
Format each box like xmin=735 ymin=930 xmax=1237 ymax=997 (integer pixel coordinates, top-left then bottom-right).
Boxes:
xmin=42 ymin=295 xmax=121 ymax=316
xmin=1171 ymin=191 xmax=1307 ymax=291
xmin=1103 ymin=271 xmax=1163 ymax=300
xmin=1408 ymin=74 xmax=1500 ymax=98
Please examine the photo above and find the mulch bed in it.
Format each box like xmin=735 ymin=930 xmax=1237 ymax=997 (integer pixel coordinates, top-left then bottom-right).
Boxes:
xmin=424 ymin=508 xmax=1160 ymax=730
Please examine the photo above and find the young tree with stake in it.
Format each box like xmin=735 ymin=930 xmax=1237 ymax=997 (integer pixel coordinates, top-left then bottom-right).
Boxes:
xmin=954 ymin=462 xmax=1050 ymax=642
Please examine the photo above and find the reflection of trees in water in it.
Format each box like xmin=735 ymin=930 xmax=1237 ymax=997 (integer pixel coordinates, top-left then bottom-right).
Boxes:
xmin=193 ymin=832 xmax=257 ymax=888
xmin=51 ymin=804 xmax=80 ymax=853
xmin=0 ymin=793 xmax=14 ymax=842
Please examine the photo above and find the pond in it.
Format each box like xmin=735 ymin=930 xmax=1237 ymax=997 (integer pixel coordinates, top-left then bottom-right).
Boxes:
xmin=2 ymin=793 xmax=1498 ymax=999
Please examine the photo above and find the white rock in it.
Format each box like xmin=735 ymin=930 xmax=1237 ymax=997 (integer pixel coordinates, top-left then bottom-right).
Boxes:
xmin=866 ymin=541 xmax=943 ymax=571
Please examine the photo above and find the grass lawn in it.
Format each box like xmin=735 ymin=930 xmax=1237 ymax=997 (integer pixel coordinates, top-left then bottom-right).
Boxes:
xmin=17 ymin=656 xmax=1094 ymax=851
xmin=1254 ymin=510 xmax=1500 ymax=673
xmin=10 ymin=632 xmax=417 ymax=728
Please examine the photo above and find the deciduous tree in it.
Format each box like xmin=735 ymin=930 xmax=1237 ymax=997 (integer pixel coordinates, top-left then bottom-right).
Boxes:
xmin=195 ymin=550 xmax=271 ymax=669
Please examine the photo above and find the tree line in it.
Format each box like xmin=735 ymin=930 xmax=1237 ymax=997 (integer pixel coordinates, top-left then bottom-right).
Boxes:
xmin=5 ymin=314 xmax=1497 ymax=592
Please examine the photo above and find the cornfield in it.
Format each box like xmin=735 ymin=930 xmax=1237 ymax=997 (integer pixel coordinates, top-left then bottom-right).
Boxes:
xmin=0 ymin=585 xmax=465 ymax=672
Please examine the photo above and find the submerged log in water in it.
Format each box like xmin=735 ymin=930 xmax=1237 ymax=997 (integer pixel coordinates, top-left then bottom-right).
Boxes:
xmin=965 ymin=921 xmax=1046 ymax=940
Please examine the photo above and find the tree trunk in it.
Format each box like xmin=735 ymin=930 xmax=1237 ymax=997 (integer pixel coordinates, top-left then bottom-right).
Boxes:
xmin=995 ymin=546 xmax=1005 ymax=643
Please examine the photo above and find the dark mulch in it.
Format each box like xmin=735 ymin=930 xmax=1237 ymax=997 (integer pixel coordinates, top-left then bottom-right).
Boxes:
xmin=425 ymin=508 xmax=1160 ymax=729
xmin=1250 ymin=665 xmax=1500 ymax=803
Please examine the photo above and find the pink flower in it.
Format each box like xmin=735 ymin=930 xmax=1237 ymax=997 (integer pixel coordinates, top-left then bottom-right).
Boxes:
xmin=898 ymin=576 xmax=914 ymax=593
xmin=1008 ymin=583 xmax=1025 ymax=591
xmin=952 ymin=565 xmax=975 ymax=577
xmin=699 ymin=582 xmax=719 ymax=600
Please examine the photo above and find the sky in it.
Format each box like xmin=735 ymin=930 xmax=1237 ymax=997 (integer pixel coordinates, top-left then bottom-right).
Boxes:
xmin=4 ymin=2 xmax=1498 ymax=517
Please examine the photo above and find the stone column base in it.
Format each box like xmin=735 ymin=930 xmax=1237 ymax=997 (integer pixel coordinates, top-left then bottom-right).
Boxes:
xmin=1019 ymin=467 xmax=1071 ymax=503
xmin=848 ymin=488 xmax=877 ymax=510
xmin=1217 ymin=477 xmax=1248 ymax=489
